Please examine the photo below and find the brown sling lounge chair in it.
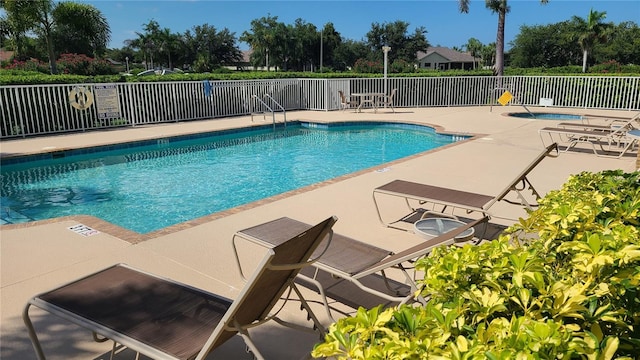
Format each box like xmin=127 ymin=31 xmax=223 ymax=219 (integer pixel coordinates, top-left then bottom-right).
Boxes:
xmin=23 ymin=216 xmax=337 ymax=360
xmin=233 ymin=216 xmax=487 ymax=321
xmin=372 ymin=143 xmax=558 ymax=231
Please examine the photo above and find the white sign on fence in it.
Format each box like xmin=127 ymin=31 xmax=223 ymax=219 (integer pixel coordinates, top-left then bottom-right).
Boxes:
xmin=94 ymin=84 xmax=122 ymax=119
xmin=539 ymin=97 xmax=554 ymax=106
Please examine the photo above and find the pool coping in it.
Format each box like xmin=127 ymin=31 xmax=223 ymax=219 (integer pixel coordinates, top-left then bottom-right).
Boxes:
xmin=0 ymin=119 xmax=468 ymax=162
xmin=0 ymin=119 xmax=482 ymax=244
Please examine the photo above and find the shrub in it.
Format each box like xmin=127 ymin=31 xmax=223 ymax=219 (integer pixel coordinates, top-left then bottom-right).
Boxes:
xmin=57 ymin=53 xmax=117 ymax=76
xmin=390 ymin=59 xmax=414 ymax=73
xmin=506 ymin=66 xmax=584 ymax=75
xmin=353 ymin=58 xmax=383 ymax=73
xmin=1 ymin=58 xmax=50 ymax=73
xmin=1 ymin=54 xmax=116 ymax=76
xmin=591 ymin=60 xmax=623 ymax=74
xmin=192 ymin=55 xmax=211 ymax=73
xmin=212 ymin=67 xmax=233 ymax=74
xmin=312 ymin=170 xmax=640 ymax=359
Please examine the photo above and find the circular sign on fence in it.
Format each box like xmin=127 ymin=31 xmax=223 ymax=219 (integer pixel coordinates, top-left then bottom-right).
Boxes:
xmin=68 ymin=86 xmax=94 ymax=110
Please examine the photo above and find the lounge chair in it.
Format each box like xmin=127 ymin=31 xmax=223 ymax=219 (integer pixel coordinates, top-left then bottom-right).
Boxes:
xmin=556 ymin=112 xmax=639 ymax=132
xmin=232 ymin=216 xmax=487 ymax=321
xmin=376 ymin=88 xmax=397 ymax=112
xmin=338 ymin=90 xmax=357 ymax=111
xmin=23 ymin=216 xmax=337 ymax=360
xmin=372 ymin=143 xmax=559 ymax=231
xmin=539 ymin=121 xmax=638 ymax=158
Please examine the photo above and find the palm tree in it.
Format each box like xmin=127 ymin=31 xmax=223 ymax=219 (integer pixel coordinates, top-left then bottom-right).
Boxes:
xmin=26 ymin=0 xmax=58 ymax=73
xmin=573 ymin=8 xmax=610 ymax=73
xmin=2 ymin=0 xmax=58 ymax=73
xmin=1 ymin=0 xmax=35 ymax=59
xmin=240 ymin=15 xmax=280 ymax=71
xmin=464 ymin=38 xmax=483 ymax=69
xmin=481 ymin=42 xmax=496 ymax=68
xmin=457 ymin=0 xmax=549 ymax=76
xmin=157 ymin=28 xmax=179 ymax=70
xmin=52 ymin=2 xmax=110 ymax=58
xmin=1 ymin=0 xmax=109 ymax=73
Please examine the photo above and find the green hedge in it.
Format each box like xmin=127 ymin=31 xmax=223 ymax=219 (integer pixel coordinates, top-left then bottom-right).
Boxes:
xmin=2 ymin=67 xmax=639 ymax=85
xmin=313 ymin=170 xmax=640 ymax=359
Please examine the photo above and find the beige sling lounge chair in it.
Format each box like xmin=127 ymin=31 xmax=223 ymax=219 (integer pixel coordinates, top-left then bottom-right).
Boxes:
xmin=233 ymin=216 xmax=487 ymax=321
xmin=373 ymin=143 xmax=558 ymax=230
xmin=23 ymin=216 xmax=337 ymax=360
xmin=539 ymin=121 xmax=638 ymax=158
xmin=557 ymin=112 xmax=640 ymax=132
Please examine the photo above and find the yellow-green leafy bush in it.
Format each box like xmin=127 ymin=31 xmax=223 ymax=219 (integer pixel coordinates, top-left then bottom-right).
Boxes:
xmin=313 ymin=170 xmax=639 ymax=359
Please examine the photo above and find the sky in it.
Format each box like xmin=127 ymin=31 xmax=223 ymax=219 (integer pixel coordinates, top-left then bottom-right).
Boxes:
xmin=77 ymin=0 xmax=640 ymax=51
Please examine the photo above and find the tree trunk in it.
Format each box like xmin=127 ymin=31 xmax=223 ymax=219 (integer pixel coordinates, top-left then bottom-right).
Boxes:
xmin=46 ymin=34 xmax=57 ymax=74
xmin=494 ymin=8 xmax=506 ymax=77
xmin=582 ymin=50 xmax=588 ymax=73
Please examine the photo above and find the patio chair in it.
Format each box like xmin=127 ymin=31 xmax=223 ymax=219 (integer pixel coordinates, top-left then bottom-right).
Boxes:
xmin=539 ymin=120 xmax=638 ymax=158
xmin=232 ymin=216 xmax=487 ymax=321
xmin=377 ymin=88 xmax=397 ymax=112
xmin=338 ymin=90 xmax=357 ymax=111
xmin=373 ymin=143 xmax=559 ymax=231
xmin=23 ymin=216 xmax=337 ymax=360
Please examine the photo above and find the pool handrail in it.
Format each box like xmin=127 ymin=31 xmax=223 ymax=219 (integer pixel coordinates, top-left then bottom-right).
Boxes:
xmin=264 ymin=94 xmax=287 ymax=128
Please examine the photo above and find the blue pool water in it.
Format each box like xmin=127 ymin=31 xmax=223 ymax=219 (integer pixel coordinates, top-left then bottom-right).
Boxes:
xmin=1 ymin=122 xmax=466 ymax=233
xmin=508 ymin=112 xmax=583 ymax=120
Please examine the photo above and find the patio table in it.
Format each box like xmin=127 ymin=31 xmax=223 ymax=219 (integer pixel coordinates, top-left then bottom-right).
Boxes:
xmin=414 ymin=217 xmax=475 ymax=243
xmin=351 ymin=93 xmax=384 ymax=113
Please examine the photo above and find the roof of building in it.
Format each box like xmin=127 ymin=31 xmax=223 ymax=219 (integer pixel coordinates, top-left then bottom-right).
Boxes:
xmin=416 ymin=47 xmax=475 ymax=63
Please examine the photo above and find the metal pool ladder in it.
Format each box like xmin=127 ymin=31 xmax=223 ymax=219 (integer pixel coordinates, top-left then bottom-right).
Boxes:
xmin=251 ymin=94 xmax=287 ymax=129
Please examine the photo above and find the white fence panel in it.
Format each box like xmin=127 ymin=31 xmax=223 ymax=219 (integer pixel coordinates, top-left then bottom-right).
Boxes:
xmin=1 ymin=76 xmax=638 ymax=138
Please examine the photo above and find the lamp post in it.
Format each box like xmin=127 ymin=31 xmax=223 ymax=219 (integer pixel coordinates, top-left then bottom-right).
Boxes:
xmin=319 ymin=28 xmax=323 ymax=73
xmin=382 ymin=45 xmax=391 ymax=107
xmin=125 ymin=56 xmax=129 ymax=73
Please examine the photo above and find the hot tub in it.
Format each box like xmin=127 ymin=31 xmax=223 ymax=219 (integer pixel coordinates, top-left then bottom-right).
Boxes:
xmin=506 ymin=112 xmax=584 ymax=120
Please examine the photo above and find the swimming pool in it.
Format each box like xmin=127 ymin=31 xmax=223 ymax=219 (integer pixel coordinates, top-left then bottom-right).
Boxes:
xmin=507 ymin=112 xmax=584 ymax=120
xmin=1 ymin=121 xmax=467 ymax=233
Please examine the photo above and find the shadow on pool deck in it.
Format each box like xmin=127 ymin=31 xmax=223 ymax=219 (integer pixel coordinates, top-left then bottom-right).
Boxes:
xmin=1 ymin=106 xmax=637 ymax=359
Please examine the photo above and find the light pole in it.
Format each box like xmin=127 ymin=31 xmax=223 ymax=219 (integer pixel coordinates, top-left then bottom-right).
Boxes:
xmin=125 ymin=56 xmax=129 ymax=73
xmin=319 ymin=28 xmax=323 ymax=73
xmin=382 ymin=45 xmax=391 ymax=107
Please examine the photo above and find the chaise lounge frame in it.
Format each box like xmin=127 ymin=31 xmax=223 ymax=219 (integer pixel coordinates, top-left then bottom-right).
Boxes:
xmin=372 ymin=143 xmax=558 ymax=231
xmin=538 ymin=113 xmax=639 ymax=158
xmin=539 ymin=126 xmax=637 ymax=158
xmin=23 ymin=216 xmax=337 ymax=360
xmin=556 ymin=112 xmax=640 ymax=132
xmin=232 ymin=216 xmax=486 ymax=321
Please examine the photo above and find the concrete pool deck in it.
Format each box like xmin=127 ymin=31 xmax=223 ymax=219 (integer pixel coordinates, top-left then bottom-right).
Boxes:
xmin=1 ymin=106 xmax=638 ymax=359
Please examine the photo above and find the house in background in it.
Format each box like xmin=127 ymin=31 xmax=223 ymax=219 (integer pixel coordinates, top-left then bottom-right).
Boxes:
xmin=416 ymin=47 xmax=475 ymax=70
xmin=222 ymin=50 xmax=263 ymax=71
xmin=234 ymin=50 xmax=253 ymax=70
xmin=0 ymin=49 xmax=15 ymax=63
